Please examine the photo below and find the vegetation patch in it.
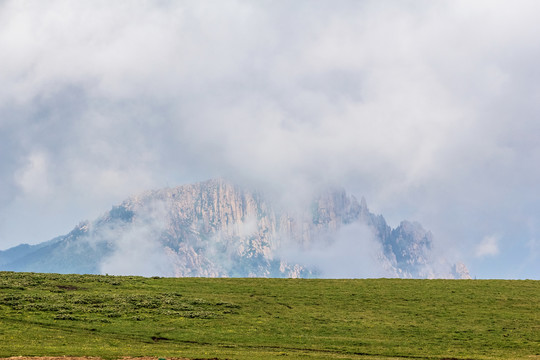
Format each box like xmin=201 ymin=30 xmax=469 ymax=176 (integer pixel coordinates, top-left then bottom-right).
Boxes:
xmin=0 ymin=272 xmax=538 ymax=360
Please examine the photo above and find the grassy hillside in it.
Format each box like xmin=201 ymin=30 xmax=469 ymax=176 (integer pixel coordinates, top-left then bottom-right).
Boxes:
xmin=0 ymin=272 xmax=538 ymax=360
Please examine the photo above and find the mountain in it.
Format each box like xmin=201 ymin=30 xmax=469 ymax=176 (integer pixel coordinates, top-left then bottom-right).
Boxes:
xmin=0 ymin=179 xmax=470 ymax=279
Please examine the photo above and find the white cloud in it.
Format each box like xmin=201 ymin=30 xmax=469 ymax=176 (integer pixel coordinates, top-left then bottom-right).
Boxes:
xmin=279 ymin=223 xmax=392 ymax=278
xmin=475 ymin=235 xmax=500 ymax=258
xmin=14 ymin=151 xmax=52 ymax=198
xmin=96 ymin=199 xmax=175 ymax=277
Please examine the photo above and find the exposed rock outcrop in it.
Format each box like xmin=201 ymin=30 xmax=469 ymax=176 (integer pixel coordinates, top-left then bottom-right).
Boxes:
xmin=0 ymin=179 xmax=470 ymax=279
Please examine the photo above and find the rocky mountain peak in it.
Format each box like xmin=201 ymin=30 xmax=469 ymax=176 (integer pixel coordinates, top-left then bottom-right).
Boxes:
xmin=0 ymin=179 xmax=470 ymax=279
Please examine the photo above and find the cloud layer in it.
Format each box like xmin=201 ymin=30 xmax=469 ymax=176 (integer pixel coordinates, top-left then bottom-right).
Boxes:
xmin=1 ymin=1 xmax=539 ymax=279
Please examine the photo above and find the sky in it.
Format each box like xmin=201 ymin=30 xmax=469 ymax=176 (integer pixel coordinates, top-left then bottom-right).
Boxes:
xmin=0 ymin=0 xmax=539 ymax=279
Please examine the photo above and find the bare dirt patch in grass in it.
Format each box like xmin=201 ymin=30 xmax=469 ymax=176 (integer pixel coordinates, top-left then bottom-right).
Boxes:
xmin=1 ymin=357 xmax=192 ymax=360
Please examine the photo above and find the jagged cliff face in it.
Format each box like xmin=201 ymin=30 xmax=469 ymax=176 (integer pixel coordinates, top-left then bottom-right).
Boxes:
xmin=0 ymin=179 xmax=471 ymax=279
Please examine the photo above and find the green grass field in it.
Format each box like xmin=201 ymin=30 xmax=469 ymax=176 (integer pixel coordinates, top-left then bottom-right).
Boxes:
xmin=0 ymin=272 xmax=538 ymax=360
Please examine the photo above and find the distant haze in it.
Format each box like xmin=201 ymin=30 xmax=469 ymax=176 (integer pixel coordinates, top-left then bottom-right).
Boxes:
xmin=0 ymin=1 xmax=539 ymax=279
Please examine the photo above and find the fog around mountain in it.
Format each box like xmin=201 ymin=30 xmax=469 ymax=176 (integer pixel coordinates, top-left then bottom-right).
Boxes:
xmin=0 ymin=179 xmax=470 ymax=279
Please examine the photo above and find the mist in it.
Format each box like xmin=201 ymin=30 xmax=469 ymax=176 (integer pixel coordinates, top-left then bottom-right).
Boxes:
xmin=278 ymin=223 xmax=392 ymax=279
xmin=85 ymin=199 xmax=176 ymax=277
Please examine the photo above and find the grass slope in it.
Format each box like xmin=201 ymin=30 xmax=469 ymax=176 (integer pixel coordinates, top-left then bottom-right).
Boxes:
xmin=0 ymin=272 xmax=538 ymax=360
